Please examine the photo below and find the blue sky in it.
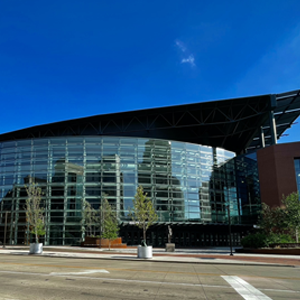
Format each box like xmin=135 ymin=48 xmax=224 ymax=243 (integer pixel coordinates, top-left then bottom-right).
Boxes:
xmin=0 ymin=0 xmax=299 ymax=144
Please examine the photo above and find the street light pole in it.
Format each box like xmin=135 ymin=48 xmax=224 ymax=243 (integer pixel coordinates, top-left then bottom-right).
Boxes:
xmin=226 ymin=205 xmax=233 ymax=256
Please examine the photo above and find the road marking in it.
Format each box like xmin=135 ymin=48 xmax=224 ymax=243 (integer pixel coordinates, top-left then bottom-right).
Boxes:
xmin=0 ymin=261 xmax=221 ymax=277
xmin=0 ymin=270 xmax=228 ymax=288
xmin=50 ymin=269 xmax=109 ymax=275
xmin=222 ymin=276 xmax=272 ymax=299
xmin=0 ymin=261 xmax=300 ymax=281
xmin=0 ymin=270 xmax=298 ymax=295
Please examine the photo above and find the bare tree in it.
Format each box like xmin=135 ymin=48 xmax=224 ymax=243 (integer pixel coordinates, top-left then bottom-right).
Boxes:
xmin=129 ymin=186 xmax=158 ymax=245
xmin=25 ymin=181 xmax=45 ymax=244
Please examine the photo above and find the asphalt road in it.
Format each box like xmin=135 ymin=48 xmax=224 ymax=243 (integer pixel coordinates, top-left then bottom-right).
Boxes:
xmin=0 ymin=255 xmax=299 ymax=300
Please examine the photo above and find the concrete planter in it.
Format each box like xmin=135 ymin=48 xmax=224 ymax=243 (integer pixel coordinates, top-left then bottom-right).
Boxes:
xmin=236 ymin=248 xmax=300 ymax=255
xmin=165 ymin=243 xmax=175 ymax=252
xmin=81 ymin=237 xmax=127 ymax=249
xmin=29 ymin=243 xmax=43 ymax=254
xmin=269 ymin=243 xmax=300 ymax=249
xmin=137 ymin=245 xmax=152 ymax=259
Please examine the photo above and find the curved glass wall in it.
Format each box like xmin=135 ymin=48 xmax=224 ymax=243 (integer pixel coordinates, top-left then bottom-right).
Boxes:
xmin=0 ymin=136 xmax=254 ymax=245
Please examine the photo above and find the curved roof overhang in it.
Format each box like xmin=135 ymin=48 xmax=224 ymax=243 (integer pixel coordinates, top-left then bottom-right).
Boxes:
xmin=0 ymin=90 xmax=299 ymax=154
xmin=247 ymin=89 xmax=300 ymax=151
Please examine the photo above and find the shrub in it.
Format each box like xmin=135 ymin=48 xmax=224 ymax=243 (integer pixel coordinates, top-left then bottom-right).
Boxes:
xmin=266 ymin=234 xmax=295 ymax=244
xmin=241 ymin=233 xmax=296 ymax=248
xmin=241 ymin=233 xmax=268 ymax=248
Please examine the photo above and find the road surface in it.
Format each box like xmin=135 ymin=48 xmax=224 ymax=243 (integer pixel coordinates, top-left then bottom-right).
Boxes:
xmin=0 ymin=254 xmax=299 ymax=299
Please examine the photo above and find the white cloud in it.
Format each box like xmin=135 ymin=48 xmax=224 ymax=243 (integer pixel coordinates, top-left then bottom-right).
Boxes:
xmin=175 ymin=40 xmax=186 ymax=52
xmin=175 ymin=39 xmax=196 ymax=67
xmin=181 ymin=54 xmax=195 ymax=67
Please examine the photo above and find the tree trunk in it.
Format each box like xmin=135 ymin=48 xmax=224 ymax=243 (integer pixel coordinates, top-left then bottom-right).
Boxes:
xmin=296 ymin=228 xmax=299 ymax=243
xmin=34 ymin=215 xmax=38 ymax=243
xmin=143 ymin=225 xmax=146 ymax=242
xmin=109 ymin=240 xmax=111 ymax=251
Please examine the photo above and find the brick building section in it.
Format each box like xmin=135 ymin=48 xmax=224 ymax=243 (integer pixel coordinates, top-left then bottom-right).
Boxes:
xmin=257 ymin=142 xmax=300 ymax=208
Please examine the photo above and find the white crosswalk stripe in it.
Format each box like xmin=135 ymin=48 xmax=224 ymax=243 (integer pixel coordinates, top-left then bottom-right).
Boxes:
xmin=222 ymin=276 xmax=272 ymax=300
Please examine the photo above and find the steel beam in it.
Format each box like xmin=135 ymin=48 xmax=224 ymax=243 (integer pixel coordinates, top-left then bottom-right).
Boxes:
xmin=260 ymin=126 xmax=265 ymax=148
xmin=269 ymin=110 xmax=277 ymax=145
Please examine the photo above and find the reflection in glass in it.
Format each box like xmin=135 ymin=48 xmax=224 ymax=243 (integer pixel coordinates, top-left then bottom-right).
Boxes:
xmin=0 ymin=136 xmax=260 ymax=246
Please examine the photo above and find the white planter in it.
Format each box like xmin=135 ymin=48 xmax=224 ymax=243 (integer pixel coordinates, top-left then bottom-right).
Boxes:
xmin=29 ymin=243 xmax=43 ymax=254
xmin=137 ymin=245 xmax=152 ymax=259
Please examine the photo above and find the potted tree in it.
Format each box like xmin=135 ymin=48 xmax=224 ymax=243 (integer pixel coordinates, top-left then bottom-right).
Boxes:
xmin=25 ymin=181 xmax=46 ymax=254
xmin=129 ymin=186 xmax=158 ymax=259
xmin=101 ymin=199 xmax=119 ymax=250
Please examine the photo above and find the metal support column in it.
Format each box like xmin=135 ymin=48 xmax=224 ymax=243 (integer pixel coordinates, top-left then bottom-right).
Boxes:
xmin=260 ymin=126 xmax=265 ymax=148
xmin=269 ymin=110 xmax=277 ymax=145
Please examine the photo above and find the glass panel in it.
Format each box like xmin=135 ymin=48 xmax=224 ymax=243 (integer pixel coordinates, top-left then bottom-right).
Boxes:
xmin=0 ymin=136 xmax=260 ymax=247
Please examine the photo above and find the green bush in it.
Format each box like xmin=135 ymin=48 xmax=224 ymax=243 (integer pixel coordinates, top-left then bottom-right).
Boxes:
xmin=241 ymin=233 xmax=296 ymax=248
xmin=266 ymin=234 xmax=295 ymax=244
xmin=241 ymin=233 xmax=268 ymax=248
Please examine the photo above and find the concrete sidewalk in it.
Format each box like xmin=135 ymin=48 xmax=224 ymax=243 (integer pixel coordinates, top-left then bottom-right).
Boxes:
xmin=1 ymin=246 xmax=300 ymax=267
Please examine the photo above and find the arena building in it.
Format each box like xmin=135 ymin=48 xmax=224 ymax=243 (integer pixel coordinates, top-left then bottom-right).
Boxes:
xmin=0 ymin=89 xmax=299 ymax=247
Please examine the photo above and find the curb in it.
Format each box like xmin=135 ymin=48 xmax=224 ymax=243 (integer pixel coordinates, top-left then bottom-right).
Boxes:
xmin=0 ymin=251 xmax=296 ymax=268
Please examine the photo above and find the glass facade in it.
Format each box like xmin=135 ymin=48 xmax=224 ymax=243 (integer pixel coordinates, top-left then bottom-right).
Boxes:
xmin=0 ymin=136 xmax=260 ymax=246
xmin=235 ymin=153 xmax=261 ymax=224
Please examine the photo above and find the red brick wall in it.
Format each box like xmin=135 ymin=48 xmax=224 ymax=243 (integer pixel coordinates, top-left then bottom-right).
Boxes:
xmin=257 ymin=142 xmax=300 ymax=208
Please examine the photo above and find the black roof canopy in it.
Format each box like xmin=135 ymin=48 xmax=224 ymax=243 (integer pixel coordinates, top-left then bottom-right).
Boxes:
xmin=1 ymin=89 xmax=299 ymax=154
xmin=248 ymin=89 xmax=300 ymax=151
